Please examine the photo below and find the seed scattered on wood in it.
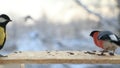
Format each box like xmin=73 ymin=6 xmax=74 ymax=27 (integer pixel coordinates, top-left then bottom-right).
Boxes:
xmin=67 ymin=52 xmax=74 ymax=55
xmin=84 ymin=51 xmax=95 ymax=55
xmin=47 ymin=52 xmax=50 ymax=53
xmin=92 ymin=50 xmax=96 ymax=52
xmin=14 ymin=51 xmax=22 ymax=53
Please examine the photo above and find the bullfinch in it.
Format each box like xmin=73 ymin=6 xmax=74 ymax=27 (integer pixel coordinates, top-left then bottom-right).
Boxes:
xmin=90 ymin=30 xmax=120 ymax=56
xmin=0 ymin=14 xmax=11 ymax=56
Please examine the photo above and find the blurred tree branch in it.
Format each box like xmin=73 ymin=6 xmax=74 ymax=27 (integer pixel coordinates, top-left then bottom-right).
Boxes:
xmin=116 ymin=0 xmax=120 ymax=33
xmin=75 ymin=0 xmax=120 ymax=30
xmin=75 ymin=0 xmax=103 ymax=19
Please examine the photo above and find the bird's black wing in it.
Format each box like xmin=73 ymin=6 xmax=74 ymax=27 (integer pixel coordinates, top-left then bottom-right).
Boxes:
xmin=98 ymin=31 xmax=118 ymax=41
xmin=98 ymin=31 xmax=120 ymax=46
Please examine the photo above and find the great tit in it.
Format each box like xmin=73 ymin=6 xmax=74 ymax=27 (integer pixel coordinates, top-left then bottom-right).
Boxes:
xmin=90 ymin=30 xmax=120 ymax=56
xmin=0 ymin=14 xmax=11 ymax=56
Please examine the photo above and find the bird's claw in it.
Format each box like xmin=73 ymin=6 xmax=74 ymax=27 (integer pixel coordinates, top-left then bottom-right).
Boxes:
xmin=109 ymin=53 xmax=114 ymax=56
xmin=0 ymin=54 xmax=7 ymax=57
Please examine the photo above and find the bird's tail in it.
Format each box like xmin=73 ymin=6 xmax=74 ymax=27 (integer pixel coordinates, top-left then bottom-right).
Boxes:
xmin=111 ymin=40 xmax=120 ymax=47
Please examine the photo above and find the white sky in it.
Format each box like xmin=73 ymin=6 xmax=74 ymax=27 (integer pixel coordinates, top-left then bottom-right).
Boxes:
xmin=0 ymin=0 xmax=89 ymax=23
xmin=0 ymin=0 xmax=46 ymax=19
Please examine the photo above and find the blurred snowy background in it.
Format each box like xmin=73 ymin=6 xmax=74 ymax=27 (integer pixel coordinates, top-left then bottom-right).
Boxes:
xmin=0 ymin=0 xmax=120 ymax=68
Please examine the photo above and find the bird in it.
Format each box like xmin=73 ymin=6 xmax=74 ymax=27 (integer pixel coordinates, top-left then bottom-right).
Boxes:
xmin=90 ymin=30 xmax=120 ymax=56
xmin=0 ymin=14 xmax=11 ymax=56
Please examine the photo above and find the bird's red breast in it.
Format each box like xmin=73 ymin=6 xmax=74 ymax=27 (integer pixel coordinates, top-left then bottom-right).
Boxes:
xmin=93 ymin=32 xmax=104 ymax=48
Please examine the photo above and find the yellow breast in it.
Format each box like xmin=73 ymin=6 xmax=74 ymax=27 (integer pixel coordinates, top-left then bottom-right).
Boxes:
xmin=0 ymin=27 xmax=5 ymax=46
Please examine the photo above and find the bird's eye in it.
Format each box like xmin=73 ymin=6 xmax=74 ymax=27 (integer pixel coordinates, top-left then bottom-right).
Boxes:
xmin=0 ymin=18 xmax=7 ymax=23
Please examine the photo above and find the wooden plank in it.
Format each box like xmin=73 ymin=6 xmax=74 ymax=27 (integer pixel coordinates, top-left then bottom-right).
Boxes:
xmin=0 ymin=51 xmax=120 ymax=64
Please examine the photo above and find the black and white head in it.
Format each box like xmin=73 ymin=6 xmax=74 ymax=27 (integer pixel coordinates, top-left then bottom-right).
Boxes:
xmin=0 ymin=14 xmax=11 ymax=26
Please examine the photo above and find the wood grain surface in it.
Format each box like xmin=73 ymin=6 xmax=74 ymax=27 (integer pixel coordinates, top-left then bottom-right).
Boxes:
xmin=0 ymin=51 xmax=119 ymax=64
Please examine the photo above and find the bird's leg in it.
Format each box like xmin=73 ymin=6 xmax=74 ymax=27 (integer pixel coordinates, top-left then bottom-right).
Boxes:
xmin=109 ymin=49 xmax=115 ymax=56
xmin=101 ymin=50 xmax=105 ymax=55
xmin=97 ymin=50 xmax=106 ymax=56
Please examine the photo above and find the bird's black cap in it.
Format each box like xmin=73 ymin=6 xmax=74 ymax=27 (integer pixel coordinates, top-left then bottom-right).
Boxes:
xmin=0 ymin=14 xmax=12 ymax=21
xmin=90 ymin=30 xmax=100 ymax=37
